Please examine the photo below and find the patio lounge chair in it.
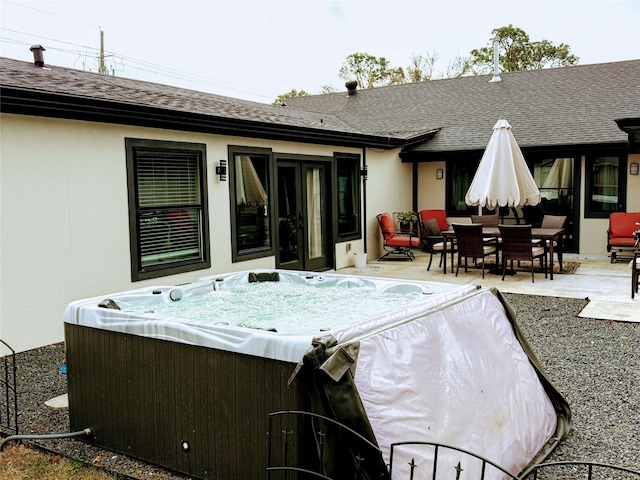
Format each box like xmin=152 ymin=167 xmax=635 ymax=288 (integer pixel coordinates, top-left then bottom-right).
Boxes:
xmin=608 ymin=212 xmax=640 ymax=263
xmin=376 ymin=212 xmax=420 ymax=261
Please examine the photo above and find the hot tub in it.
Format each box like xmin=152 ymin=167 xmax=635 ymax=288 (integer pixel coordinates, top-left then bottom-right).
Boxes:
xmin=64 ymin=270 xmax=476 ymax=479
xmin=65 ymin=270 xmax=570 ymax=480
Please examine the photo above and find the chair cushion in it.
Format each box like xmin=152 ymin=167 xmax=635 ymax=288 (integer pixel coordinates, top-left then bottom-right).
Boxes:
xmin=532 ymin=247 xmax=545 ymax=257
xmin=424 ymin=218 xmax=441 ymax=236
xmin=609 ymin=212 xmax=640 ymax=238
xmin=419 ymin=210 xmax=448 ymax=232
xmin=387 ymin=235 xmax=420 ymax=248
xmin=482 ymin=245 xmax=496 ymax=254
xmin=610 ymin=237 xmax=637 ymax=247
xmin=379 ymin=213 xmax=395 ymax=237
xmin=431 ymin=241 xmax=445 ymax=251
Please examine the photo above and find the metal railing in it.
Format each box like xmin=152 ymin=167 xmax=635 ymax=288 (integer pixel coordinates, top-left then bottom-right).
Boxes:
xmin=267 ymin=410 xmax=640 ymax=480
xmin=266 ymin=410 xmax=383 ymax=480
xmin=0 ymin=339 xmax=18 ymax=436
xmin=523 ymin=461 xmax=640 ymax=479
xmin=389 ymin=441 xmax=519 ymax=479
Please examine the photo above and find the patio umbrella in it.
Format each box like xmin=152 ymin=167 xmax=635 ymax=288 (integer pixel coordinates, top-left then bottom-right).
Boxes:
xmin=465 ymin=119 xmax=540 ymax=210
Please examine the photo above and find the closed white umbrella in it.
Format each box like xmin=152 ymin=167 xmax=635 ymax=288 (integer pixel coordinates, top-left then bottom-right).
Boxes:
xmin=465 ymin=119 xmax=541 ymax=210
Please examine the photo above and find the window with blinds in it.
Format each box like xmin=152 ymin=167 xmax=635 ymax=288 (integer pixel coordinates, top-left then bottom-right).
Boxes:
xmin=126 ymin=139 xmax=210 ymax=281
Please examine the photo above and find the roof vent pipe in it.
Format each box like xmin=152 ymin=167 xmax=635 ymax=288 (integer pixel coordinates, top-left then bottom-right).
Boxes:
xmin=345 ymin=80 xmax=358 ymax=96
xmin=489 ymin=35 xmax=502 ymax=83
xmin=30 ymin=45 xmax=46 ymax=67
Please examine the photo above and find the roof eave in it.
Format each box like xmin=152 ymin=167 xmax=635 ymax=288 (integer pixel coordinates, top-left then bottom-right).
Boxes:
xmin=400 ymin=142 xmax=632 ymax=162
xmin=0 ymin=87 xmax=406 ymax=149
xmin=615 ymin=117 xmax=640 ymax=150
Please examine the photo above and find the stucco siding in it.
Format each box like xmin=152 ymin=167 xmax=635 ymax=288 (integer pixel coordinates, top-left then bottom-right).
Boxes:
xmin=0 ymin=113 xmax=362 ymax=352
xmin=365 ymin=148 xmax=414 ymax=260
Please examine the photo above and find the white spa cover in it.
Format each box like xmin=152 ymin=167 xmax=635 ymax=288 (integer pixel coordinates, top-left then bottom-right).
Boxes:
xmin=328 ymin=288 xmax=557 ymax=479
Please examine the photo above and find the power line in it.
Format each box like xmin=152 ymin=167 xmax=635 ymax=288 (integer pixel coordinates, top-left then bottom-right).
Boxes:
xmin=3 ymin=0 xmax=100 ymax=28
xmin=1 ymin=1 xmax=278 ymax=102
xmin=1 ymin=29 xmax=276 ymax=101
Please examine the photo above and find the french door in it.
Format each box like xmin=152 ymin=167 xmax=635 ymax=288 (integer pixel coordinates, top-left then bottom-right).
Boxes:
xmin=276 ymin=161 xmax=332 ymax=271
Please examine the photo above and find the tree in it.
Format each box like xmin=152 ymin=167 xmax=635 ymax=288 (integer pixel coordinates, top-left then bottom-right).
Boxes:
xmin=406 ymin=50 xmax=439 ymax=82
xmin=338 ymin=52 xmax=405 ymax=89
xmin=320 ymin=84 xmax=337 ymax=94
xmin=466 ymin=25 xmax=579 ymax=75
xmin=272 ymin=89 xmax=309 ymax=105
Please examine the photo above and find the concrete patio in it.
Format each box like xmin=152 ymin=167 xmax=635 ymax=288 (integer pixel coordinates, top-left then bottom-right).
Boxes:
xmin=339 ymin=251 xmax=640 ymax=323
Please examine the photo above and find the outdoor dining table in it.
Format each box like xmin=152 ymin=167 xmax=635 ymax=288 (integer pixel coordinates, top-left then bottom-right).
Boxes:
xmin=441 ymin=227 xmax=565 ymax=280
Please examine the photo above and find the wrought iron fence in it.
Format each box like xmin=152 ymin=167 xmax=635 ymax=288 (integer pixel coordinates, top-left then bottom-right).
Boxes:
xmin=389 ymin=441 xmax=519 ymax=479
xmin=0 ymin=339 xmax=18 ymax=436
xmin=267 ymin=410 xmax=640 ymax=480
xmin=523 ymin=461 xmax=640 ymax=479
xmin=266 ymin=410 xmax=383 ymax=480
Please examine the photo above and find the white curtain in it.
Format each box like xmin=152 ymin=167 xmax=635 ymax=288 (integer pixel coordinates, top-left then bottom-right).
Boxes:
xmin=541 ymin=158 xmax=573 ymax=199
xmin=236 ymin=156 xmax=268 ymax=206
xmin=307 ymin=168 xmax=323 ymax=259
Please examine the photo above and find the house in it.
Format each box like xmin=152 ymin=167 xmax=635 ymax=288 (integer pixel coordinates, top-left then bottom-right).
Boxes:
xmin=286 ymin=60 xmax=640 ymax=255
xmin=1 ymin=49 xmax=639 ymax=352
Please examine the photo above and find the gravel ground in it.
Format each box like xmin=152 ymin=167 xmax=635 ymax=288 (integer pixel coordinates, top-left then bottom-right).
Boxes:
xmin=3 ymin=293 xmax=639 ymax=479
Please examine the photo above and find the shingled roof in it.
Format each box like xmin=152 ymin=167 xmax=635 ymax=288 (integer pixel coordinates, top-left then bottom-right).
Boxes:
xmin=2 ymin=56 xmax=638 ymax=155
xmin=286 ymin=60 xmax=640 ymax=158
xmin=0 ymin=56 xmax=435 ymax=149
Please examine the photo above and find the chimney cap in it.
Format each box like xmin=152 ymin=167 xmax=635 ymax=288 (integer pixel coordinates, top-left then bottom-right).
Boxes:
xmin=30 ymin=44 xmax=46 ymax=67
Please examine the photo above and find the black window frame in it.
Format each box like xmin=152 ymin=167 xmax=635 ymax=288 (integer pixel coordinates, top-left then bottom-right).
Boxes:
xmin=335 ymin=153 xmax=362 ymax=241
xmin=228 ymin=146 xmax=275 ymax=262
xmin=585 ymin=154 xmax=627 ymax=218
xmin=126 ymin=138 xmax=210 ymax=281
xmin=445 ymin=158 xmax=479 ymax=217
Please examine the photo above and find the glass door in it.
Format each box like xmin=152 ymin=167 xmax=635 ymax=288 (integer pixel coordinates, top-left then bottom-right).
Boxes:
xmin=276 ymin=161 xmax=331 ymax=270
xmin=529 ymin=157 xmax=578 ymax=252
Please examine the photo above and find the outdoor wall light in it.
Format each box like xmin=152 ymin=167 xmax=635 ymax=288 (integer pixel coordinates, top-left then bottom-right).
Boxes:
xmin=436 ymin=168 xmax=444 ymax=179
xmin=630 ymin=163 xmax=639 ymax=175
xmin=216 ymin=160 xmax=227 ymax=181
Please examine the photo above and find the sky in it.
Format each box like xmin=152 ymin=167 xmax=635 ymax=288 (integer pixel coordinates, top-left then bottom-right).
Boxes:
xmin=1 ymin=0 xmax=639 ymax=103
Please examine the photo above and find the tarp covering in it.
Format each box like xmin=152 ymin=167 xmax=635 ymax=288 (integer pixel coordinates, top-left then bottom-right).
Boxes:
xmin=296 ymin=288 xmax=570 ymax=479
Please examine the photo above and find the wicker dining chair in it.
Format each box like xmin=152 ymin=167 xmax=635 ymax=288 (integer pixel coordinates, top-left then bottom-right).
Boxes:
xmin=470 ymin=214 xmax=499 ymax=227
xmin=499 ymin=224 xmax=547 ymax=282
xmin=540 ymin=214 xmax=567 ymax=271
xmin=452 ymin=223 xmax=497 ymax=278
xmin=421 ymin=217 xmax=457 ymax=271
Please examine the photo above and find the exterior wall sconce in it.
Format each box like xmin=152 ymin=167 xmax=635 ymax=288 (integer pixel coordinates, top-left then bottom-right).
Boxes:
xmin=216 ymin=160 xmax=227 ymax=181
xmin=360 ymin=165 xmax=368 ymax=180
xmin=630 ymin=163 xmax=639 ymax=175
xmin=436 ymin=168 xmax=444 ymax=179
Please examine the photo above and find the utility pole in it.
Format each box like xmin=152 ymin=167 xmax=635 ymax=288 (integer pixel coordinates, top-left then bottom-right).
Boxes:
xmin=98 ymin=29 xmax=107 ymax=74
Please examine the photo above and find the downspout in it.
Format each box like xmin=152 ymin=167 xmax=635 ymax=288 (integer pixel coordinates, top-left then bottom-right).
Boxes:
xmin=362 ymin=147 xmax=368 ymax=255
xmin=412 ymin=161 xmax=419 ymax=213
